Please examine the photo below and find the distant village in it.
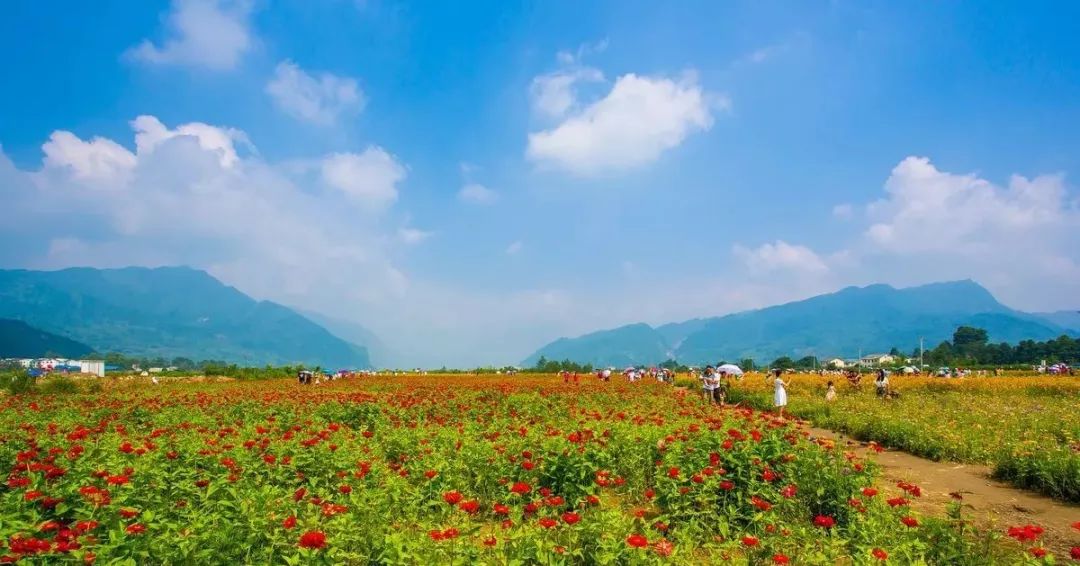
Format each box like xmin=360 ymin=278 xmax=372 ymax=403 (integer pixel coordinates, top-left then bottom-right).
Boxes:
xmin=6 ymin=357 xmax=108 ymax=377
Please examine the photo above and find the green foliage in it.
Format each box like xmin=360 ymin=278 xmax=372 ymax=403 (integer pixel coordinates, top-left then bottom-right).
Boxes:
xmin=37 ymin=375 xmax=80 ymax=395
xmin=0 ymin=369 xmax=35 ymax=395
xmin=924 ymin=327 xmax=1079 ymax=366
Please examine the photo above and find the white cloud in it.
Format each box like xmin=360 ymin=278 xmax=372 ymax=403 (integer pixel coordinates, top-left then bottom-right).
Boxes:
xmin=530 ymin=67 xmax=605 ymax=119
xmin=750 ymin=156 xmax=1080 ymax=311
xmin=733 ymin=240 xmax=829 ymax=274
xmin=865 ymin=156 xmax=1071 ymax=254
xmin=266 ymin=60 xmax=365 ymax=126
xmin=2 ymin=116 xmax=411 ymax=319
xmin=41 ymin=131 xmax=137 ymax=185
xmin=832 ymin=203 xmax=853 ymax=219
xmin=526 ymin=73 xmax=719 ymax=176
xmin=458 ymin=183 xmax=498 ymax=205
xmin=506 ymin=241 xmax=523 ymax=255
xmin=132 ymin=115 xmax=251 ymax=168
xmin=321 ymin=148 xmax=406 ymax=211
xmin=127 ymin=0 xmax=254 ymax=71
xmin=398 ymin=227 xmax=432 ymax=245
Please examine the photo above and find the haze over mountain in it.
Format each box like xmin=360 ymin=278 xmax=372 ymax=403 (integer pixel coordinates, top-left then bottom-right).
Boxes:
xmin=0 ymin=267 xmax=371 ymax=368
xmin=524 ymin=280 xmax=1074 ymax=367
xmin=0 ymin=318 xmax=94 ymax=359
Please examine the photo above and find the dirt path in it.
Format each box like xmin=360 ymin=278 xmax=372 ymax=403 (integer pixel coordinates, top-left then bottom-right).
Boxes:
xmin=790 ymin=419 xmax=1080 ymax=556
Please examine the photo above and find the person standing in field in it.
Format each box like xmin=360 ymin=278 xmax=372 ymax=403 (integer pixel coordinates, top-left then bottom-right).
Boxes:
xmin=701 ymin=366 xmax=717 ymax=403
xmin=825 ymin=380 xmax=837 ymax=401
xmin=875 ymin=369 xmax=889 ymax=398
xmin=715 ymin=368 xmax=731 ymax=406
xmin=772 ymin=369 xmax=789 ymax=418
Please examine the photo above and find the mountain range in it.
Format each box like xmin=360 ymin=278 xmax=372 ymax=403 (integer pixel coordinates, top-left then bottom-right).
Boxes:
xmin=0 ymin=318 xmax=94 ymax=359
xmin=0 ymin=267 xmax=371 ymax=368
xmin=523 ymin=280 xmax=1076 ymax=367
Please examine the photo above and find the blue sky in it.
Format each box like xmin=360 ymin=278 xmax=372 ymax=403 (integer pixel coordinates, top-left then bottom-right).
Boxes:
xmin=2 ymin=1 xmax=1079 ymax=366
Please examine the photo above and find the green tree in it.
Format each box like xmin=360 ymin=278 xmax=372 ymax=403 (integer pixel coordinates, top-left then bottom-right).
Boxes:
xmin=770 ymin=356 xmax=795 ymax=370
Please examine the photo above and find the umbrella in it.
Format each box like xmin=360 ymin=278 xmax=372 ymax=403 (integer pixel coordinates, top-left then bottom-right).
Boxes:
xmin=717 ymin=364 xmax=743 ymax=376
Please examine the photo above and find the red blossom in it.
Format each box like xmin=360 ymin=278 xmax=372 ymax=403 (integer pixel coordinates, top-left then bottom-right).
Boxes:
xmin=626 ymin=534 xmax=649 ymax=548
xmin=814 ymin=515 xmax=836 ymax=529
xmin=298 ymin=531 xmax=326 ymax=549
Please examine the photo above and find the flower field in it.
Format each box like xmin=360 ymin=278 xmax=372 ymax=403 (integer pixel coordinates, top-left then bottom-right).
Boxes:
xmin=726 ymin=374 xmax=1080 ymax=503
xmin=0 ymin=375 xmax=1074 ymax=564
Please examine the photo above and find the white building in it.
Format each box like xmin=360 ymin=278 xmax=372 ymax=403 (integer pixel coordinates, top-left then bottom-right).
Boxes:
xmin=826 ymin=358 xmax=847 ymax=369
xmin=859 ymin=353 xmax=896 ymax=367
xmin=78 ymin=360 xmax=105 ymax=377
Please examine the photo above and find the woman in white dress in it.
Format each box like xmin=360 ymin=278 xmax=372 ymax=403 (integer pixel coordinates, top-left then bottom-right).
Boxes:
xmin=772 ymin=369 xmax=789 ymax=418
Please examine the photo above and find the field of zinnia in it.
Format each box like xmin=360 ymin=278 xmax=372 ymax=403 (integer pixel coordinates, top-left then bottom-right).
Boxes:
xmin=726 ymin=373 xmax=1080 ymax=503
xmin=0 ymin=374 xmax=1073 ymax=564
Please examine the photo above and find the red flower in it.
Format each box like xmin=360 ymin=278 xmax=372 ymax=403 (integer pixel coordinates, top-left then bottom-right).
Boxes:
xmin=644 ymin=488 xmax=655 ymax=499
xmin=1070 ymin=546 xmax=1080 ymax=560
xmin=282 ymin=516 xmax=297 ymax=530
xmin=741 ymin=536 xmax=759 ymax=547
xmin=510 ymin=482 xmax=531 ymax=495
xmin=339 ymin=485 xmax=352 ymax=494
xmin=293 ymin=487 xmax=306 ymax=502
xmin=125 ymin=524 xmax=146 ymax=535
xmin=483 ymin=536 xmax=497 ymax=547
xmin=814 ymin=515 xmax=835 ymax=529
xmin=886 ymin=497 xmax=909 ymax=507
xmin=424 ymin=470 xmax=438 ymax=479
xmin=1007 ymin=524 xmax=1044 ymax=543
xmin=772 ymin=554 xmax=790 ymax=564
xmin=106 ymin=475 xmax=129 ymax=486
xmin=586 ymin=495 xmax=600 ymax=505
xmin=862 ymin=487 xmax=878 ymax=498
xmin=562 ymin=512 xmax=581 ymax=525
xmin=493 ymin=503 xmax=510 ymax=515
xmin=901 ymin=516 xmax=919 ymax=528
xmin=667 ymin=467 xmax=680 ymax=479
xmin=298 ymin=531 xmax=327 ymax=549
xmin=539 ymin=518 xmax=557 ymax=529
xmin=719 ymin=480 xmax=735 ymax=491
xmin=872 ymin=548 xmax=888 ymax=561
xmin=459 ymin=500 xmax=480 ymax=514
xmin=780 ymin=484 xmax=797 ymax=498
xmin=119 ymin=508 xmax=140 ymax=519
xmin=1029 ymin=547 xmax=1046 ymax=559
xmin=626 ymin=534 xmax=649 ymax=548
xmin=443 ymin=490 xmax=463 ymax=505
xmin=653 ymin=538 xmax=674 ymax=557
xmin=752 ymin=496 xmax=772 ymax=511
xmin=1072 ymin=521 xmax=1080 ymax=532
xmin=441 ymin=528 xmax=458 ymax=539
xmin=74 ymin=521 xmax=99 ymax=533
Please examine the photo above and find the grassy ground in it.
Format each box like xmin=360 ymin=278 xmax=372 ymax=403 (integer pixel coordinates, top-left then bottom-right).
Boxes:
xmin=724 ymin=373 xmax=1080 ymax=502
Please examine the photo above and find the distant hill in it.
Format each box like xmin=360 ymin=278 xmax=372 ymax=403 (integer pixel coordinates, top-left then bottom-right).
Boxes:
xmin=1035 ymin=310 xmax=1080 ymax=332
xmin=0 ymin=318 xmax=93 ymax=358
xmin=0 ymin=267 xmax=370 ymax=368
xmin=523 ymin=323 xmax=669 ymax=368
xmin=524 ymin=280 xmax=1073 ymax=367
